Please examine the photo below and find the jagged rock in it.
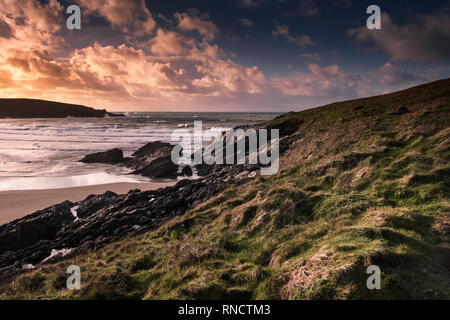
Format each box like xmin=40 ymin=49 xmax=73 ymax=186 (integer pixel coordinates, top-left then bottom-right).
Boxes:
xmin=75 ymin=191 xmax=118 ymax=219
xmin=125 ymin=141 xmax=173 ymax=171
xmin=195 ymin=163 xmax=223 ymax=177
xmin=0 ymin=164 xmax=257 ymax=282
xmin=0 ymin=201 xmax=74 ymax=255
xmin=132 ymin=155 xmax=178 ymax=179
xmin=80 ymin=148 xmax=124 ymax=164
xmin=132 ymin=141 xmax=172 ymax=158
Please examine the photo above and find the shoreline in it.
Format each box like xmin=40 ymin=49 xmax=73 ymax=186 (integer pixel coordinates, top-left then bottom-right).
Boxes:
xmin=0 ymin=181 xmax=176 ymax=225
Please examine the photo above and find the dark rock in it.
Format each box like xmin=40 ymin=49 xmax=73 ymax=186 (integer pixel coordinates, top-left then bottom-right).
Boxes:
xmin=0 ymin=201 xmax=74 ymax=255
xmin=80 ymin=148 xmax=124 ymax=164
xmin=132 ymin=155 xmax=178 ymax=179
xmin=0 ymin=162 xmax=258 ymax=282
xmin=76 ymin=191 xmax=118 ymax=219
xmin=195 ymin=163 xmax=222 ymax=177
xmin=132 ymin=141 xmax=172 ymax=158
xmin=125 ymin=141 xmax=173 ymax=170
xmin=180 ymin=166 xmax=193 ymax=177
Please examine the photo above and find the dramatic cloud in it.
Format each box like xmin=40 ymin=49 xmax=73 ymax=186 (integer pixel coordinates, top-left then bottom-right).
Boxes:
xmin=175 ymin=12 xmax=218 ymax=40
xmin=0 ymin=0 xmax=445 ymax=111
xmin=272 ymin=62 xmax=424 ymax=100
xmin=273 ymin=25 xmax=313 ymax=46
xmin=349 ymin=12 xmax=450 ymax=62
xmin=150 ymin=29 xmax=194 ymax=56
xmin=0 ymin=0 xmax=65 ymax=49
xmin=76 ymin=0 xmax=155 ymax=35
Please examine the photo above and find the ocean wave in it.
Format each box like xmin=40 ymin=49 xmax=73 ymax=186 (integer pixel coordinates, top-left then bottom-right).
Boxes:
xmin=0 ymin=113 xmax=277 ymax=178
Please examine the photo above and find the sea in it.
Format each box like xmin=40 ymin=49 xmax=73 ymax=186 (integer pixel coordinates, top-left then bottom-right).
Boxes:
xmin=0 ymin=112 xmax=279 ymax=191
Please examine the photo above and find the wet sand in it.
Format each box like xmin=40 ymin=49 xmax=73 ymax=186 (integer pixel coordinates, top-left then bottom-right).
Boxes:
xmin=0 ymin=181 xmax=176 ymax=225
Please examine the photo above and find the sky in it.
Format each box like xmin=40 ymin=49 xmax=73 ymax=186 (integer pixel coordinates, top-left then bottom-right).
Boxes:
xmin=0 ymin=0 xmax=449 ymax=112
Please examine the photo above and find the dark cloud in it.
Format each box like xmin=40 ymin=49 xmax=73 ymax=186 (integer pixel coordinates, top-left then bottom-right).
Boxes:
xmin=273 ymin=24 xmax=313 ymax=46
xmin=349 ymin=11 xmax=450 ymax=62
xmin=0 ymin=19 xmax=12 ymax=38
xmin=239 ymin=18 xmax=254 ymax=28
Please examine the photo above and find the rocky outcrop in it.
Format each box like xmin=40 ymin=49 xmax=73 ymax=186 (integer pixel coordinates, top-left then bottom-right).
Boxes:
xmin=125 ymin=141 xmax=174 ymax=172
xmin=80 ymin=148 xmax=124 ymax=164
xmin=131 ymin=141 xmax=173 ymax=159
xmin=131 ymin=155 xmax=179 ymax=179
xmin=0 ymin=99 xmax=121 ymax=118
xmin=79 ymin=141 xmax=179 ymax=179
xmin=195 ymin=163 xmax=224 ymax=177
xmin=0 ymin=164 xmax=258 ymax=281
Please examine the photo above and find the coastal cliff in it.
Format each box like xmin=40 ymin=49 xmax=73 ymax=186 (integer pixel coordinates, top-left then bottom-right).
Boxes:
xmin=0 ymin=99 xmax=120 ymax=118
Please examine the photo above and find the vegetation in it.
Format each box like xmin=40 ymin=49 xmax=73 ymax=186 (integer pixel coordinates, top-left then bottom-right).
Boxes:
xmin=1 ymin=79 xmax=449 ymax=300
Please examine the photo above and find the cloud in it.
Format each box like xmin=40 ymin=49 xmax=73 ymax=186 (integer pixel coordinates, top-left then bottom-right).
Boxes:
xmin=76 ymin=0 xmax=155 ymax=35
xmin=349 ymin=11 xmax=450 ymax=62
xmin=0 ymin=69 xmax=14 ymax=88
xmin=271 ymin=62 xmax=425 ymax=100
xmin=298 ymin=0 xmax=320 ymax=17
xmin=0 ymin=0 xmax=65 ymax=50
xmin=273 ymin=25 xmax=313 ymax=46
xmin=0 ymin=0 xmax=442 ymax=111
xmin=370 ymin=63 xmax=423 ymax=85
xmin=287 ymin=0 xmax=351 ymax=17
xmin=0 ymin=19 xmax=13 ymax=38
xmin=150 ymin=29 xmax=194 ymax=56
xmin=175 ymin=12 xmax=218 ymax=40
xmin=240 ymin=18 xmax=254 ymax=28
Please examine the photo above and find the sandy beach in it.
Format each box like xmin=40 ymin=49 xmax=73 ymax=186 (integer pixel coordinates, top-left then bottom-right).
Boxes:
xmin=0 ymin=181 xmax=176 ymax=225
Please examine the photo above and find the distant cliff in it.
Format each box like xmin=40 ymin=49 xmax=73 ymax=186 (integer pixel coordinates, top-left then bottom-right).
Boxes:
xmin=0 ymin=99 xmax=121 ymax=118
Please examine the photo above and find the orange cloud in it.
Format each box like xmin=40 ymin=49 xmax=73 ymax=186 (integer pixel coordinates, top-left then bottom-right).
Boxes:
xmin=150 ymin=29 xmax=195 ymax=56
xmin=175 ymin=12 xmax=219 ymax=40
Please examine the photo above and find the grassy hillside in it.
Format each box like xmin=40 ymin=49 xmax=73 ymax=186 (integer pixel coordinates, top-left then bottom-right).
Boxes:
xmin=1 ymin=79 xmax=449 ymax=299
